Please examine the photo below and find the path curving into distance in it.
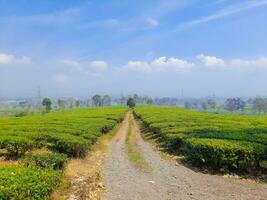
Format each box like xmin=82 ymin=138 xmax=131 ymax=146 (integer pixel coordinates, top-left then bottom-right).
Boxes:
xmin=102 ymin=112 xmax=267 ymax=200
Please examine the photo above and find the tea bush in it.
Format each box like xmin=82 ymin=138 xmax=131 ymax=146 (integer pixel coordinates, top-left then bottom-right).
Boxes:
xmin=0 ymin=107 xmax=127 ymax=199
xmin=22 ymin=152 xmax=68 ymax=170
xmin=135 ymin=106 xmax=267 ymax=172
xmin=0 ymin=107 xmax=126 ymax=158
xmin=0 ymin=136 xmax=34 ymax=157
xmin=183 ymin=138 xmax=265 ymax=172
xmin=0 ymin=166 xmax=61 ymax=200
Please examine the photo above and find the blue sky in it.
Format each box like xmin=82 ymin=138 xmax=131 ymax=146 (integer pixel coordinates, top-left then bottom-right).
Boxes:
xmin=1 ymin=0 xmax=267 ymax=98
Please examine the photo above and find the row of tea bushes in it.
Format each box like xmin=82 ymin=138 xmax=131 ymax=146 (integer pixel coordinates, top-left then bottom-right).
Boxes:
xmin=134 ymin=106 xmax=267 ymax=173
xmin=0 ymin=107 xmax=126 ymax=158
xmin=0 ymin=107 xmax=127 ymax=199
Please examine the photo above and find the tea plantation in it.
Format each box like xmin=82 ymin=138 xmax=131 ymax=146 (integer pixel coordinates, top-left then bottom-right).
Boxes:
xmin=134 ymin=106 xmax=267 ymax=173
xmin=0 ymin=107 xmax=126 ymax=199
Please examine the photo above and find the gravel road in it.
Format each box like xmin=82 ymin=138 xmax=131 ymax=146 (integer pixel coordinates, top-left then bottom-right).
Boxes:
xmin=102 ymin=113 xmax=267 ymax=200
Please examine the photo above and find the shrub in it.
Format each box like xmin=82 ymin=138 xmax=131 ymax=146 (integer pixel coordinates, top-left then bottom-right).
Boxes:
xmin=0 ymin=107 xmax=127 ymax=158
xmin=162 ymin=133 xmax=186 ymax=151
xmin=0 ymin=136 xmax=34 ymax=157
xmin=48 ymin=135 xmax=89 ymax=157
xmin=0 ymin=166 xmax=61 ymax=200
xmin=0 ymin=107 xmax=127 ymax=199
xmin=22 ymin=152 xmax=68 ymax=170
xmin=135 ymin=106 xmax=267 ymax=173
xmin=14 ymin=110 xmax=28 ymax=117
xmin=183 ymin=138 xmax=265 ymax=173
xmin=101 ymin=124 xmax=115 ymax=133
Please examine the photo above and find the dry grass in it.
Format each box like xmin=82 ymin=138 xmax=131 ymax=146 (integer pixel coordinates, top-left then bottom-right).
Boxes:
xmin=51 ymin=123 xmax=122 ymax=200
xmin=0 ymin=157 xmax=18 ymax=167
xmin=0 ymin=148 xmax=51 ymax=168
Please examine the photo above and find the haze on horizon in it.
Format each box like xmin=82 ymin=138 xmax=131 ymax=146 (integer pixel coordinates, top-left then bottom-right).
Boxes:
xmin=1 ymin=0 xmax=267 ymax=98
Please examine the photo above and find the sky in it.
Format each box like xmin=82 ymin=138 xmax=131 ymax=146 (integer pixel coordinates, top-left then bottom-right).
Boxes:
xmin=0 ymin=0 xmax=267 ymax=98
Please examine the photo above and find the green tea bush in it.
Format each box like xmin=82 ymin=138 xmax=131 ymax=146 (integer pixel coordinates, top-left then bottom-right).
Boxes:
xmin=0 ymin=107 xmax=127 ymax=200
xmin=162 ymin=133 xmax=186 ymax=151
xmin=0 ymin=107 xmax=127 ymax=158
xmin=135 ymin=106 xmax=267 ymax=173
xmin=183 ymin=138 xmax=265 ymax=173
xmin=22 ymin=152 xmax=68 ymax=170
xmin=48 ymin=135 xmax=89 ymax=157
xmin=0 ymin=136 xmax=34 ymax=157
xmin=0 ymin=166 xmax=61 ymax=200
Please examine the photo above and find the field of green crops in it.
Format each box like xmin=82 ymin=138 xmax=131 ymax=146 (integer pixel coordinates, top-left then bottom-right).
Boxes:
xmin=134 ymin=106 xmax=267 ymax=173
xmin=0 ymin=107 xmax=126 ymax=199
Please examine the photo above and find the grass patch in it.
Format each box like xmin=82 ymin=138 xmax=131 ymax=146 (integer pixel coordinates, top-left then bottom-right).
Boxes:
xmin=125 ymin=117 xmax=152 ymax=173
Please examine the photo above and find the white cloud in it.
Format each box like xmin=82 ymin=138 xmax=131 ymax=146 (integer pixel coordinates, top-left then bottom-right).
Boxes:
xmin=61 ymin=59 xmax=108 ymax=74
xmin=229 ymin=57 xmax=267 ymax=69
xmin=124 ymin=56 xmax=194 ymax=73
xmin=61 ymin=59 xmax=81 ymax=70
xmin=89 ymin=60 xmax=108 ymax=72
xmin=146 ymin=17 xmax=159 ymax=27
xmin=197 ymin=54 xmax=225 ymax=68
xmin=197 ymin=54 xmax=267 ymax=70
xmin=125 ymin=61 xmax=151 ymax=72
xmin=0 ymin=54 xmax=14 ymax=65
xmin=0 ymin=53 xmax=31 ymax=65
xmin=52 ymin=74 xmax=69 ymax=83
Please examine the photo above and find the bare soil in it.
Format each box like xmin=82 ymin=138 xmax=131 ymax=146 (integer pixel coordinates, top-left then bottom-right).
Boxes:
xmin=102 ymin=112 xmax=267 ymax=200
xmin=51 ymin=124 xmax=121 ymax=200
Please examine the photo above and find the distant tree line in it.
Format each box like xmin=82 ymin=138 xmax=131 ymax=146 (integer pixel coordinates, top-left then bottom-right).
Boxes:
xmin=91 ymin=94 xmax=111 ymax=107
xmin=5 ymin=94 xmax=267 ymax=117
xmin=252 ymin=97 xmax=267 ymax=114
xmin=117 ymin=94 xmax=153 ymax=106
xmin=184 ymin=96 xmax=267 ymax=115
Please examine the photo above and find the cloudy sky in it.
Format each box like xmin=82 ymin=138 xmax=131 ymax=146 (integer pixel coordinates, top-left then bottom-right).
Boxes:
xmin=0 ymin=0 xmax=267 ymax=98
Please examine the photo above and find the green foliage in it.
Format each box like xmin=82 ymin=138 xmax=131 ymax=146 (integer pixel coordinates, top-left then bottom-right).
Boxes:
xmin=0 ymin=166 xmax=61 ymax=200
xmin=127 ymin=97 xmax=136 ymax=108
xmin=184 ymin=138 xmax=264 ymax=173
xmin=14 ymin=110 xmax=29 ymax=117
xmin=135 ymin=106 xmax=267 ymax=173
xmin=48 ymin=134 xmax=89 ymax=157
xmin=42 ymin=98 xmax=52 ymax=112
xmin=92 ymin=94 xmax=102 ymax=107
xmin=0 ymin=107 xmax=126 ymax=199
xmin=22 ymin=152 xmax=68 ymax=170
xmin=0 ymin=136 xmax=34 ymax=157
xmin=0 ymin=107 xmax=126 ymax=158
xmin=225 ymin=98 xmax=246 ymax=112
xmin=253 ymin=97 xmax=267 ymax=114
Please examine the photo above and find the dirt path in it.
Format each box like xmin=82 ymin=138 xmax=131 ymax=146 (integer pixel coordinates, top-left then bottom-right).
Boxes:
xmin=102 ymin=112 xmax=267 ymax=200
